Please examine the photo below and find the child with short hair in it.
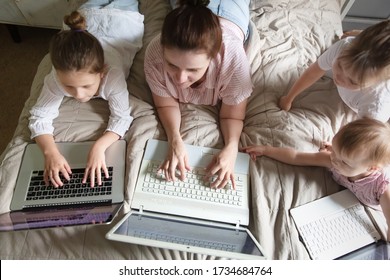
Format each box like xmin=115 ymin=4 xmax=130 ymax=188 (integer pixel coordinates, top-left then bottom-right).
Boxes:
xmin=279 ymin=20 xmax=390 ymax=123
xmin=242 ymin=118 xmax=390 ymax=240
xmin=28 ymin=0 xmax=144 ymax=188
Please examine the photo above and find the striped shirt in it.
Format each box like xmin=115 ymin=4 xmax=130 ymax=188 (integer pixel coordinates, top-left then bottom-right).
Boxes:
xmin=330 ymin=167 xmax=389 ymax=208
xmin=144 ymin=18 xmax=253 ymax=106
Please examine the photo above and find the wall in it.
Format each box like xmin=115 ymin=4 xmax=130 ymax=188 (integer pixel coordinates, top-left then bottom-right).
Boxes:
xmin=342 ymin=0 xmax=390 ymax=30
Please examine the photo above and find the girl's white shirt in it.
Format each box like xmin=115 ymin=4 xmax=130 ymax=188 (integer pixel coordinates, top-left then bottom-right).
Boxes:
xmin=317 ymin=37 xmax=390 ymax=123
xmin=28 ymin=7 xmax=145 ymax=139
xmin=29 ymin=66 xmax=132 ymax=138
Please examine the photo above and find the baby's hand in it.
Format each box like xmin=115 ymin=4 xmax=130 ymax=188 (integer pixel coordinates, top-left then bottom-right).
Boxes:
xmin=319 ymin=141 xmax=332 ymax=152
xmin=158 ymin=139 xmax=191 ymax=182
xmin=278 ymin=96 xmax=292 ymax=111
xmin=241 ymin=145 xmax=266 ymax=161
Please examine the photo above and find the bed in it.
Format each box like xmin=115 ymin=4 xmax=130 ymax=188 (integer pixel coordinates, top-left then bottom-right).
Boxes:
xmin=0 ymin=0 xmax=378 ymax=260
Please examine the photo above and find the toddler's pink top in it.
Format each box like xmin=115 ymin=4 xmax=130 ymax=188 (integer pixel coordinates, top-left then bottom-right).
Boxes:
xmin=330 ymin=168 xmax=389 ymax=208
xmin=144 ymin=18 xmax=253 ymax=106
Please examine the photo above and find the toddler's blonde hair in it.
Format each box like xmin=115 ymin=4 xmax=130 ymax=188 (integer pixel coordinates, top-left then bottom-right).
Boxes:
xmin=336 ymin=118 xmax=390 ymax=167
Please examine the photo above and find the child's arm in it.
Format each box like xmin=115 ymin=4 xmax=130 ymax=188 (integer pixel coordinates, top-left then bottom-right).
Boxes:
xmin=379 ymin=188 xmax=390 ymax=241
xmin=341 ymin=29 xmax=362 ymax=39
xmin=86 ymin=70 xmax=132 ymax=187
xmin=34 ymin=134 xmax=72 ymax=187
xmin=241 ymin=144 xmax=332 ymax=168
xmin=279 ymin=61 xmax=326 ymax=111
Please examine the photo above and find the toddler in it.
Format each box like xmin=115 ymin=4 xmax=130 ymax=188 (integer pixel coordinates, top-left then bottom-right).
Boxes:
xmin=242 ymin=118 xmax=390 ymax=240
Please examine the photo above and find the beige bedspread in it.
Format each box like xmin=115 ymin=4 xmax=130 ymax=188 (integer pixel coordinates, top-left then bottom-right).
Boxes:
xmin=0 ymin=0 xmax=376 ymax=260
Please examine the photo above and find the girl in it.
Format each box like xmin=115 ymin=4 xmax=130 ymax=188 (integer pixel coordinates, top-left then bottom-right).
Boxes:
xmin=242 ymin=118 xmax=390 ymax=240
xmin=279 ymin=20 xmax=390 ymax=123
xmin=144 ymin=0 xmax=252 ymax=189
xmin=28 ymin=1 xmax=144 ymax=188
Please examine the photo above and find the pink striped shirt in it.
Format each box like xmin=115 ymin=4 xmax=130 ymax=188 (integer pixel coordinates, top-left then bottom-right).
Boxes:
xmin=144 ymin=18 xmax=253 ymax=106
xmin=330 ymin=168 xmax=389 ymax=208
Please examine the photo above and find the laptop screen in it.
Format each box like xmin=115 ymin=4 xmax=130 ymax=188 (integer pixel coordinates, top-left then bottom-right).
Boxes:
xmin=336 ymin=240 xmax=390 ymax=260
xmin=106 ymin=211 xmax=265 ymax=259
xmin=0 ymin=203 xmax=122 ymax=231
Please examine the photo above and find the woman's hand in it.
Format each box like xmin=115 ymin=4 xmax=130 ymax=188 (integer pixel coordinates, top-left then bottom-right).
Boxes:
xmin=158 ymin=138 xmax=191 ymax=181
xmin=206 ymin=144 xmax=237 ymax=189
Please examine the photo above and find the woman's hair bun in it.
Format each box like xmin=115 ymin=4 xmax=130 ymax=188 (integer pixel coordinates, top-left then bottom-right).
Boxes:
xmin=178 ymin=0 xmax=210 ymax=7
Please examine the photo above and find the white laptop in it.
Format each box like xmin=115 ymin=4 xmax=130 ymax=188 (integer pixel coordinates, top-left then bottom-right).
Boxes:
xmin=1 ymin=140 xmax=126 ymax=230
xmin=290 ymin=189 xmax=385 ymax=260
xmin=106 ymin=139 xmax=266 ymax=260
xmin=336 ymin=240 xmax=390 ymax=260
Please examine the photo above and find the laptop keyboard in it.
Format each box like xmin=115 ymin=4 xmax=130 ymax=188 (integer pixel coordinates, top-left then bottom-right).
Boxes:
xmin=299 ymin=203 xmax=377 ymax=259
xmin=133 ymin=229 xmax=237 ymax=251
xmin=141 ymin=160 xmax=245 ymax=206
xmin=26 ymin=167 xmax=114 ymax=201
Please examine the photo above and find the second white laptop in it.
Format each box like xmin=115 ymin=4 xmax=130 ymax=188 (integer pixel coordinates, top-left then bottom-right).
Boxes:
xmin=290 ymin=189 xmax=384 ymax=260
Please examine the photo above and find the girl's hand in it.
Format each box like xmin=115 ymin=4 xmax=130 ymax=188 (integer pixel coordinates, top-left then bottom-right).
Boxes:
xmin=279 ymin=96 xmax=292 ymax=111
xmin=158 ymin=138 xmax=191 ymax=182
xmin=206 ymin=145 xmax=237 ymax=189
xmin=83 ymin=144 xmax=109 ymax=187
xmin=43 ymin=152 xmax=72 ymax=187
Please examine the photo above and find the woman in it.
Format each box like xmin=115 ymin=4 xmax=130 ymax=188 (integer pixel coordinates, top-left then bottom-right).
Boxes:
xmin=144 ymin=0 xmax=252 ymax=189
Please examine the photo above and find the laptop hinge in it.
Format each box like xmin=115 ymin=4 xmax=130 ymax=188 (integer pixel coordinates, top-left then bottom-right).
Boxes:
xmin=137 ymin=205 xmax=144 ymax=220
xmin=235 ymin=221 xmax=240 ymax=234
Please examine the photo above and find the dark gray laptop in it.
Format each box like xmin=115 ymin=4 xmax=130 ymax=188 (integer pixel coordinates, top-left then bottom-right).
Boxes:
xmin=0 ymin=203 xmax=122 ymax=231
xmin=1 ymin=140 xmax=126 ymax=231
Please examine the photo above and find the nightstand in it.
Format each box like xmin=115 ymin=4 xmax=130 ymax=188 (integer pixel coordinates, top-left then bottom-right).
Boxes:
xmin=0 ymin=0 xmax=87 ymax=42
